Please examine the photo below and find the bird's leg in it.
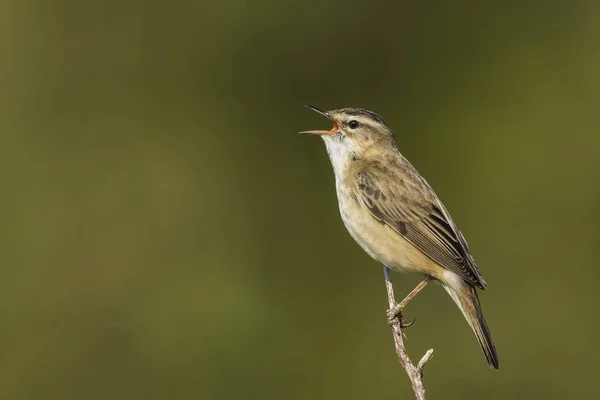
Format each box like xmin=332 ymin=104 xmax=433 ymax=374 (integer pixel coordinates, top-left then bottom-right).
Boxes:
xmin=386 ymin=276 xmax=431 ymax=328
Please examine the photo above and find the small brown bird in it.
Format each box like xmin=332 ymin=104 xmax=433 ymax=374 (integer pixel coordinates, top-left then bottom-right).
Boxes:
xmin=300 ymin=105 xmax=498 ymax=369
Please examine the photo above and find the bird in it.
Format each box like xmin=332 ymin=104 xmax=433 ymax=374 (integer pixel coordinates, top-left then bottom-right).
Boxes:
xmin=300 ymin=105 xmax=499 ymax=370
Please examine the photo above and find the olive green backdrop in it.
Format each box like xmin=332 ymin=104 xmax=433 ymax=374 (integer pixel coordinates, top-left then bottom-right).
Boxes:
xmin=1 ymin=1 xmax=599 ymax=399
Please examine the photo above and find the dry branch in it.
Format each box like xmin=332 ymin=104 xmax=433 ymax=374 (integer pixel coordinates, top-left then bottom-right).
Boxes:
xmin=383 ymin=266 xmax=434 ymax=400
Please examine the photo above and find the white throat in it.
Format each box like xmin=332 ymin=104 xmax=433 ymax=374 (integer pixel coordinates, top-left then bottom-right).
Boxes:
xmin=322 ymin=136 xmax=353 ymax=183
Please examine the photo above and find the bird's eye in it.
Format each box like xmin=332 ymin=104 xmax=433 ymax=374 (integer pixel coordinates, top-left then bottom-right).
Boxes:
xmin=348 ymin=120 xmax=360 ymax=129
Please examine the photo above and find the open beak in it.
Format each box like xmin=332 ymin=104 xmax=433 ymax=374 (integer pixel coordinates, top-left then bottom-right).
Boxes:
xmin=299 ymin=105 xmax=340 ymax=135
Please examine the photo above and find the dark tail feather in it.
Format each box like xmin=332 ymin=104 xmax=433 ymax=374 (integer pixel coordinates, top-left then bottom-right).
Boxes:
xmin=444 ymin=283 xmax=499 ymax=370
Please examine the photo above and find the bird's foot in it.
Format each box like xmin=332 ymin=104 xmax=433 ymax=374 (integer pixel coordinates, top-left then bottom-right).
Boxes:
xmin=386 ymin=304 xmax=415 ymax=328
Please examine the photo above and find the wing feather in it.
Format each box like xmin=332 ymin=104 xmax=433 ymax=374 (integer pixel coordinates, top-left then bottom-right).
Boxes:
xmin=355 ymin=166 xmax=486 ymax=289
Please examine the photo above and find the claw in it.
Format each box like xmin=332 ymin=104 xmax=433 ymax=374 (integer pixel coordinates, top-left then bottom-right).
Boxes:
xmin=400 ymin=316 xmax=416 ymax=329
xmin=386 ymin=302 xmax=402 ymax=319
xmin=386 ymin=304 xmax=402 ymax=323
xmin=386 ymin=304 xmax=416 ymax=329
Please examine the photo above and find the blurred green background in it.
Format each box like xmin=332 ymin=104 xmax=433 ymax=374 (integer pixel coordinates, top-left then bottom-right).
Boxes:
xmin=1 ymin=0 xmax=599 ymax=399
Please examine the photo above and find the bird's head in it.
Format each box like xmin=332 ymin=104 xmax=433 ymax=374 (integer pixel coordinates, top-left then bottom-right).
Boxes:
xmin=300 ymin=105 xmax=396 ymax=171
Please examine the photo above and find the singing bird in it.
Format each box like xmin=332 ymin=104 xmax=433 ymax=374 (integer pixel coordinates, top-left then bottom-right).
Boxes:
xmin=300 ymin=106 xmax=498 ymax=369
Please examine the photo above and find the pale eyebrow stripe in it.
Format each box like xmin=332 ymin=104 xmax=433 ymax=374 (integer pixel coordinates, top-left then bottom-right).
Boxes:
xmin=342 ymin=108 xmax=388 ymax=126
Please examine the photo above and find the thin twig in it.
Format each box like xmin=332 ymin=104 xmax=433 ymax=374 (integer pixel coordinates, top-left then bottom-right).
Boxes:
xmin=383 ymin=266 xmax=434 ymax=400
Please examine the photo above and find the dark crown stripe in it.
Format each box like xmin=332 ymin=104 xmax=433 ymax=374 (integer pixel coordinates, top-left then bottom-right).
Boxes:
xmin=339 ymin=108 xmax=388 ymax=126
